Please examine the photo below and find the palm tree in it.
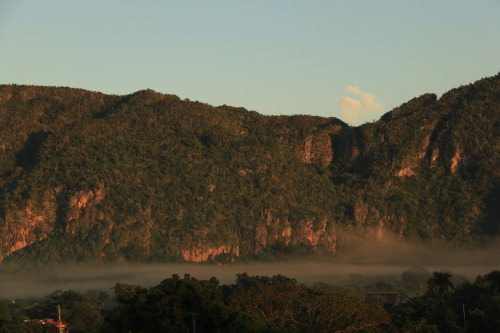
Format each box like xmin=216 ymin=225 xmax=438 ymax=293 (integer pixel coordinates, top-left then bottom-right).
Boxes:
xmin=427 ymin=271 xmax=454 ymax=295
xmin=485 ymin=270 xmax=500 ymax=294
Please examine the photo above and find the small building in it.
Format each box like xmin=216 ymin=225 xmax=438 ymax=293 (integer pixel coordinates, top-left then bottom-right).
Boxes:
xmin=39 ymin=318 xmax=69 ymax=333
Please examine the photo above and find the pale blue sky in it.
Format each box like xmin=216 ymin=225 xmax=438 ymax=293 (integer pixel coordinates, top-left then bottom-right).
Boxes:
xmin=1 ymin=0 xmax=499 ymax=125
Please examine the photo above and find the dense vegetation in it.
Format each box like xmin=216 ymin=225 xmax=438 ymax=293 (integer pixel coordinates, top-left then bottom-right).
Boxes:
xmin=1 ymin=270 xmax=499 ymax=332
xmin=0 ymin=73 xmax=498 ymax=263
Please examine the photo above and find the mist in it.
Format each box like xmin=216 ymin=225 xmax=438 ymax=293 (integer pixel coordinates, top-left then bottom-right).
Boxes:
xmin=1 ymin=235 xmax=499 ymax=299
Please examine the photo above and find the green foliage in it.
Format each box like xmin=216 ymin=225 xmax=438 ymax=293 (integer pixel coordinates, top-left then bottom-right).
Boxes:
xmin=389 ymin=270 xmax=500 ymax=332
xmin=0 ymin=289 xmax=103 ymax=333
xmin=226 ymin=312 xmax=270 ymax=333
xmin=230 ymin=273 xmax=389 ymax=332
xmin=0 ymin=302 xmax=12 ymax=323
xmin=108 ymin=274 xmax=229 ymax=333
xmin=0 ymin=73 xmax=499 ymax=263
xmin=0 ymin=321 xmax=55 ymax=333
xmin=3 ymin=269 xmax=500 ymax=332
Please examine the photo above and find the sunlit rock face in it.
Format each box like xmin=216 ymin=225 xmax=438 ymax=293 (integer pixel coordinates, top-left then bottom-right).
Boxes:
xmin=1 ymin=191 xmax=57 ymax=261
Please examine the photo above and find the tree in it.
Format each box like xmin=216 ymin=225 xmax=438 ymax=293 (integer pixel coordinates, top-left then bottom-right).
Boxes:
xmin=0 ymin=320 xmax=57 ymax=333
xmin=412 ymin=297 xmax=460 ymax=333
xmin=484 ymin=270 xmax=500 ymax=294
xmin=42 ymin=290 xmax=103 ymax=333
xmin=231 ymin=274 xmax=305 ymax=329
xmin=427 ymin=272 xmax=453 ymax=295
xmin=402 ymin=266 xmax=431 ymax=287
xmin=0 ymin=302 xmax=12 ymax=323
xmin=64 ymin=302 xmax=103 ymax=333
xmin=109 ymin=274 xmax=230 ymax=333
xmin=230 ymin=274 xmax=390 ymax=332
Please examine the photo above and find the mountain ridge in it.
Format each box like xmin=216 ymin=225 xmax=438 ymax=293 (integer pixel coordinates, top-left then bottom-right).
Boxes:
xmin=0 ymin=73 xmax=498 ymax=263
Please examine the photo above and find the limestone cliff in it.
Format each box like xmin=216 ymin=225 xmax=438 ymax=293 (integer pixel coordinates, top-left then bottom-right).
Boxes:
xmin=1 ymin=193 xmax=56 ymax=261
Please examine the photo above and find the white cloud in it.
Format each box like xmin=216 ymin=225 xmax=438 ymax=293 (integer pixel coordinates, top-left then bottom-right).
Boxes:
xmin=339 ymin=96 xmax=362 ymax=124
xmin=339 ymin=85 xmax=382 ymax=125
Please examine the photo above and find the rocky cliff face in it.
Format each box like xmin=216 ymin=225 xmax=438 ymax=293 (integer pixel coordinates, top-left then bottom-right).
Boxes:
xmin=302 ymin=132 xmax=335 ymax=167
xmin=1 ymin=194 xmax=56 ymax=261
xmin=0 ymin=74 xmax=498 ymax=263
xmin=0 ymin=196 xmax=341 ymax=263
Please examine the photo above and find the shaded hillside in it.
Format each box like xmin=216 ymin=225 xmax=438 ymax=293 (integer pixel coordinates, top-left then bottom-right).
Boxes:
xmin=0 ymin=74 xmax=498 ymax=263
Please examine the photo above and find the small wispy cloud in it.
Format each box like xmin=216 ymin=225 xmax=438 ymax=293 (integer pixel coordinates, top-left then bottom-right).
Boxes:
xmin=339 ymin=85 xmax=382 ymax=125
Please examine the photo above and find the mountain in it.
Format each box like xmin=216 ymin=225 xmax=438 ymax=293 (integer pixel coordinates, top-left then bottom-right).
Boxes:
xmin=0 ymin=74 xmax=498 ymax=263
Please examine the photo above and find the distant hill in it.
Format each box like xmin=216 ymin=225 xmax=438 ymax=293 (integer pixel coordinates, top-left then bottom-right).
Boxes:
xmin=0 ymin=73 xmax=498 ymax=263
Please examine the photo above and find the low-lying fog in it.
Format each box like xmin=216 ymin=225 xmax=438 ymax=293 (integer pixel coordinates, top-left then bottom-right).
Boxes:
xmin=1 ymin=235 xmax=499 ymax=299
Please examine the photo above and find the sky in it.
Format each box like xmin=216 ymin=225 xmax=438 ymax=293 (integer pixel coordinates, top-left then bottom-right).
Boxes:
xmin=0 ymin=1 xmax=498 ymax=125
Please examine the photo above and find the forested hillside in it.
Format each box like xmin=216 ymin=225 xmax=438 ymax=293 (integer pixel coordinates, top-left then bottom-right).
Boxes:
xmin=0 ymin=73 xmax=498 ymax=263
